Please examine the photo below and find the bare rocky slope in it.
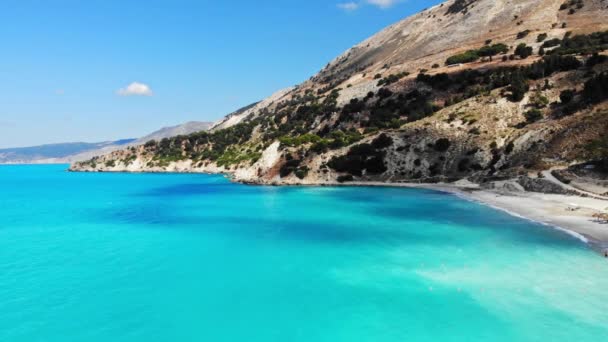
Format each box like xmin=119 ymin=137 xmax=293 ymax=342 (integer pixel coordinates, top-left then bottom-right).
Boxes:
xmin=131 ymin=121 xmax=213 ymax=146
xmin=70 ymin=0 xmax=608 ymax=196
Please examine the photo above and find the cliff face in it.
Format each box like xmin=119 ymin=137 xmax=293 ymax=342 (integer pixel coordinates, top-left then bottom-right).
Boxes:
xmin=70 ymin=0 xmax=608 ymax=187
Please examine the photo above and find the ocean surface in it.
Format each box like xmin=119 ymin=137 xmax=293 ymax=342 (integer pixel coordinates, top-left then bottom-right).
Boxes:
xmin=0 ymin=164 xmax=606 ymax=341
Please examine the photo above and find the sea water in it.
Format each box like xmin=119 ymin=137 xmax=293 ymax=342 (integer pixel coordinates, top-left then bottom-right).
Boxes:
xmin=0 ymin=164 xmax=606 ymax=341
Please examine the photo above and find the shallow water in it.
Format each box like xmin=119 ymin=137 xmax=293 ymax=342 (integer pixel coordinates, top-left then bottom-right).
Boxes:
xmin=0 ymin=164 xmax=606 ymax=341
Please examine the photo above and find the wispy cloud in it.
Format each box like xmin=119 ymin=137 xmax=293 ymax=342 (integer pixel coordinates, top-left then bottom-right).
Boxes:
xmin=117 ymin=82 xmax=153 ymax=96
xmin=367 ymin=0 xmax=400 ymax=9
xmin=337 ymin=2 xmax=360 ymax=11
xmin=338 ymin=0 xmax=401 ymax=12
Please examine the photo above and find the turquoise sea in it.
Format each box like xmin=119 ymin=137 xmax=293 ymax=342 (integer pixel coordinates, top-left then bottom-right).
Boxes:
xmin=0 ymin=164 xmax=606 ymax=341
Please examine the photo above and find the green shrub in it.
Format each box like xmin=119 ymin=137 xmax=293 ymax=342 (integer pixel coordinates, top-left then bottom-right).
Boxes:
xmin=584 ymin=135 xmax=608 ymax=161
xmin=515 ymin=43 xmax=533 ymax=59
xmin=337 ymin=175 xmax=354 ymax=183
xmin=550 ymin=30 xmax=608 ymax=55
xmin=530 ymin=92 xmax=549 ymax=108
xmin=295 ymin=167 xmax=309 ymax=180
xmin=524 ymin=109 xmax=543 ymax=123
xmin=477 ymin=43 xmax=509 ymax=57
xmin=516 ymin=30 xmax=531 ymax=39
xmin=328 ymin=143 xmax=387 ymax=176
xmin=560 ymin=89 xmax=575 ymax=104
xmin=542 ymin=38 xmax=562 ymax=48
xmin=446 ymin=50 xmax=480 ymax=65
xmin=446 ymin=43 xmax=508 ymax=65
xmin=310 ymin=140 xmax=330 ymax=154
xmin=509 ymin=71 xmax=529 ymax=102
xmin=583 ymin=72 xmax=608 ymax=104
xmin=280 ymin=159 xmax=302 ymax=177
xmin=434 ymin=138 xmax=451 ymax=152
xmin=377 ymin=72 xmax=410 ymax=86
xmin=279 ymin=133 xmax=322 ymax=147
xmin=371 ymin=134 xmax=393 ymax=149
xmin=586 ymin=53 xmax=608 ymax=67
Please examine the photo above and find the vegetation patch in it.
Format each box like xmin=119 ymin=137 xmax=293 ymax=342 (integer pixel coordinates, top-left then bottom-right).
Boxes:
xmin=377 ymin=72 xmax=410 ymax=86
xmin=445 ymin=0 xmax=478 ymax=15
xmin=328 ymin=143 xmax=387 ymax=177
xmin=433 ymin=138 xmax=451 ymax=152
xmin=548 ymin=31 xmax=608 ymax=55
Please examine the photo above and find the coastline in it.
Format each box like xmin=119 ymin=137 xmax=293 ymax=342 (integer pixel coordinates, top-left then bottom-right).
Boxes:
xmin=68 ymin=166 xmax=608 ymax=255
xmin=346 ymin=181 xmax=608 ymax=254
xmin=247 ymin=178 xmax=608 ymax=254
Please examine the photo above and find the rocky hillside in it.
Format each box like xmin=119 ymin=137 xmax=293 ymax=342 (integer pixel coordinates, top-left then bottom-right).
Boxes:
xmin=70 ymin=0 xmax=608 ymax=190
xmin=132 ymin=121 xmax=213 ymax=146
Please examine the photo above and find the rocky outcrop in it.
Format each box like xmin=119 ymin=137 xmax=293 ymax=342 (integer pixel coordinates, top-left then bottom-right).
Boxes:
xmin=517 ymin=176 xmax=577 ymax=195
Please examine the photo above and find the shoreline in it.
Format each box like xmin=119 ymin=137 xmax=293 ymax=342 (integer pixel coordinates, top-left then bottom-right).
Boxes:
xmin=68 ymin=167 xmax=608 ymax=255
xmin=356 ymin=181 xmax=608 ymax=254
xmin=244 ymin=178 xmax=608 ymax=254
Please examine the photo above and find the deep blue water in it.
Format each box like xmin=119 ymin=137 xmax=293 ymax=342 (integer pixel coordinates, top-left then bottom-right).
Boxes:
xmin=0 ymin=164 xmax=606 ymax=341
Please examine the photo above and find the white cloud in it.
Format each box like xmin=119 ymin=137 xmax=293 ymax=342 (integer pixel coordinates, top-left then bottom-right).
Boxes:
xmin=337 ymin=2 xmax=360 ymax=11
xmin=366 ymin=0 xmax=400 ymax=9
xmin=337 ymin=0 xmax=401 ymax=12
xmin=55 ymin=89 xmax=65 ymax=95
xmin=117 ymin=82 xmax=153 ymax=96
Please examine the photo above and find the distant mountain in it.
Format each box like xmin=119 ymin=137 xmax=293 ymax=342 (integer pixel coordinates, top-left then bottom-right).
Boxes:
xmin=0 ymin=140 xmax=135 ymax=164
xmin=134 ymin=121 xmax=214 ymax=145
xmin=1 ymin=121 xmax=213 ymax=164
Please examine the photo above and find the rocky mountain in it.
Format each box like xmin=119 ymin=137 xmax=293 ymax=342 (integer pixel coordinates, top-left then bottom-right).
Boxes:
xmin=2 ymin=121 xmax=213 ymax=164
xmin=70 ymin=0 xmax=608 ymax=194
xmin=132 ymin=121 xmax=214 ymax=146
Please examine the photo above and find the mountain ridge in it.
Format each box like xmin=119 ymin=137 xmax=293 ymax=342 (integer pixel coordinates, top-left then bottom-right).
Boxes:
xmin=2 ymin=121 xmax=213 ymax=164
xmin=0 ymin=140 xmax=136 ymax=164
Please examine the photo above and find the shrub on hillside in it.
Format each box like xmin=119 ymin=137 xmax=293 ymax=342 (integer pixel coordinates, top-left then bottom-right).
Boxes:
xmin=371 ymin=134 xmax=393 ymax=149
xmin=509 ymin=71 xmax=529 ymax=102
xmin=515 ymin=43 xmax=533 ymax=59
xmin=478 ymin=43 xmax=509 ymax=58
xmin=560 ymin=89 xmax=575 ymax=104
xmin=517 ymin=30 xmax=531 ymax=39
xmin=446 ymin=50 xmax=480 ymax=65
xmin=524 ymin=109 xmax=543 ymax=123
xmin=328 ymin=143 xmax=387 ymax=176
xmin=434 ymin=138 xmax=451 ymax=152
xmin=583 ymin=72 xmax=608 ymax=104
xmin=337 ymin=175 xmax=354 ymax=183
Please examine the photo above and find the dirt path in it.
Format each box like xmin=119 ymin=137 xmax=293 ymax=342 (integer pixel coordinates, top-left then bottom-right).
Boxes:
xmin=541 ymin=170 xmax=608 ymax=201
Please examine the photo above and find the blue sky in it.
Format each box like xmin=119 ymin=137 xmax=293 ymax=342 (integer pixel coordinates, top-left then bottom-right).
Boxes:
xmin=0 ymin=0 xmax=441 ymax=148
